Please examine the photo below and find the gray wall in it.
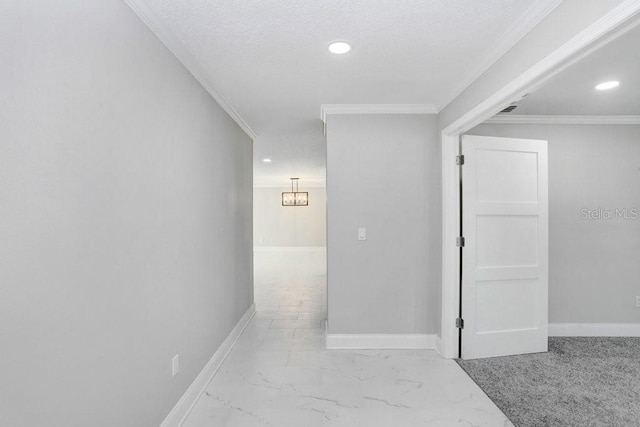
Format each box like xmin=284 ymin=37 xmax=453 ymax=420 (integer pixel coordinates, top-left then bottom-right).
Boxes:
xmin=470 ymin=123 xmax=640 ymax=324
xmin=254 ymin=187 xmax=326 ymax=247
xmin=0 ymin=1 xmax=253 ymax=426
xmin=326 ymin=114 xmax=441 ymax=334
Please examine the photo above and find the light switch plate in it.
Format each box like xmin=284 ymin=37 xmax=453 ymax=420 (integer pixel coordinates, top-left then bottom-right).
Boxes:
xmin=358 ymin=228 xmax=366 ymax=240
xmin=172 ymin=354 xmax=180 ymax=377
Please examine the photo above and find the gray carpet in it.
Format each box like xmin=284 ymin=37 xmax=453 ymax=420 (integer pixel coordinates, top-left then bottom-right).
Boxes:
xmin=456 ymin=337 xmax=640 ymax=427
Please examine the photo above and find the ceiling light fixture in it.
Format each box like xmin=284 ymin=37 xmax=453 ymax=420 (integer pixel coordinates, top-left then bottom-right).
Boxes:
xmin=282 ymin=178 xmax=308 ymax=207
xmin=595 ymin=81 xmax=620 ymax=91
xmin=262 ymin=158 xmax=272 ymax=163
xmin=328 ymin=41 xmax=351 ymax=55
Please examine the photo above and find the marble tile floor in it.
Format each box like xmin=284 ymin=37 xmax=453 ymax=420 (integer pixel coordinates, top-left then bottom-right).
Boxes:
xmin=181 ymin=248 xmax=512 ymax=426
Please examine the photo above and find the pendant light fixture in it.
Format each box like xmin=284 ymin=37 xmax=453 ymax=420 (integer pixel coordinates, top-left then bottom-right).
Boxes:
xmin=282 ymin=178 xmax=308 ymax=206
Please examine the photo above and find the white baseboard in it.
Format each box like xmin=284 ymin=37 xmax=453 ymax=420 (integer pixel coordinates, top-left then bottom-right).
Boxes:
xmin=549 ymin=323 xmax=640 ymax=337
xmin=325 ymin=334 xmax=436 ymax=350
xmin=434 ymin=335 xmax=443 ymax=356
xmin=160 ymin=303 xmax=256 ymax=427
xmin=254 ymin=246 xmax=326 ymax=252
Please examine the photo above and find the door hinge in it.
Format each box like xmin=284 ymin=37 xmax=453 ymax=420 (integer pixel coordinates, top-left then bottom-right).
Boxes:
xmin=456 ymin=155 xmax=465 ymax=166
xmin=456 ymin=236 xmax=465 ymax=247
xmin=456 ymin=318 xmax=464 ymax=329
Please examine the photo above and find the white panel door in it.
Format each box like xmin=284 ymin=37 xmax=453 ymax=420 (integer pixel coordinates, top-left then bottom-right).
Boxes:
xmin=461 ymin=135 xmax=548 ymax=360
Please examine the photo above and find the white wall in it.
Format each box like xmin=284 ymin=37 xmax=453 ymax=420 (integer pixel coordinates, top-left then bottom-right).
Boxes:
xmin=0 ymin=2 xmax=253 ymax=426
xmin=254 ymin=186 xmax=326 ymax=247
xmin=326 ymin=114 xmax=441 ymax=335
xmin=470 ymin=123 xmax=640 ymax=324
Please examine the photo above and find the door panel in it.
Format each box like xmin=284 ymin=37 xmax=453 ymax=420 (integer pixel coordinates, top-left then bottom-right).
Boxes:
xmin=476 ymin=149 xmax=539 ymax=202
xmin=475 ymin=278 xmax=538 ymax=333
xmin=476 ymin=215 xmax=538 ymax=267
xmin=461 ymin=135 xmax=548 ymax=360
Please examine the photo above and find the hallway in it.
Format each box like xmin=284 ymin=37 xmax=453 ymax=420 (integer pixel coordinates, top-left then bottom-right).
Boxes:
xmin=181 ymin=248 xmax=512 ymax=426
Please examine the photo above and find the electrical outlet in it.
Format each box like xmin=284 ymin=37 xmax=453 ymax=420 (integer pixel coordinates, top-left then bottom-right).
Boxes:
xmin=636 ymin=296 xmax=640 ymax=308
xmin=172 ymin=354 xmax=180 ymax=377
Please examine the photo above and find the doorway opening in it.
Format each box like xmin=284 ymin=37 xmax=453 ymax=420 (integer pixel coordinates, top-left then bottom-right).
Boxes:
xmin=440 ymin=11 xmax=640 ymax=359
xmin=252 ymin=183 xmax=328 ymax=337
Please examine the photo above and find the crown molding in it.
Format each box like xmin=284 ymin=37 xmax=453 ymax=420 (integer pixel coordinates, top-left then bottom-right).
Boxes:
xmin=122 ymin=0 xmax=258 ymax=140
xmin=484 ymin=115 xmax=640 ymax=125
xmin=443 ymin=0 xmax=640 ymax=136
xmin=437 ymin=0 xmax=563 ymax=112
xmin=254 ymin=176 xmax=326 ymax=188
xmin=320 ymin=104 xmax=438 ymax=123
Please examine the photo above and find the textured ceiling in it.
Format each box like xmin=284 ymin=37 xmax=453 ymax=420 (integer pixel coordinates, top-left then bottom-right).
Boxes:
xmin=138 ymin=0 xmax=552 ymax=185
xmin=507 ymin=22 xmax=640 ymax=116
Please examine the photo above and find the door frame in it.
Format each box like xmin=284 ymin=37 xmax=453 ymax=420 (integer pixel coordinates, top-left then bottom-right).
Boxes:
xmin=439 ymin=5 xmax=640 ymax=359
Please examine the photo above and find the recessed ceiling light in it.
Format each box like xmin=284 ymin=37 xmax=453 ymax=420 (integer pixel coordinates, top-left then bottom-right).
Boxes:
xmin=262 ymin=158 xmax=272 ymax=163
xmin=595 ymin=80 xmax=620 ymax=91
xmin=328 ymin=41 xmax=351 ymax=55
